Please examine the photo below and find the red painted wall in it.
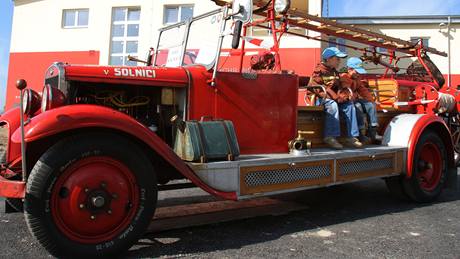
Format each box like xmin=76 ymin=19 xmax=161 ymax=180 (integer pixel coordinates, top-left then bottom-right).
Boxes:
xmin=445 ymin=75 xmax=460 ymax=89
xmin=219 ymin=48 xmax=321 ymax=76
xmin=5 ymin=51 xmax=100 ymax=110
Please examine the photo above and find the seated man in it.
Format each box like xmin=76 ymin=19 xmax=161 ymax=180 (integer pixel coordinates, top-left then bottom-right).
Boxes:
xmin=309 ymin=47 xmax=362 ymax=149
xmin=340 ymin=57 xmax=381 ymax=142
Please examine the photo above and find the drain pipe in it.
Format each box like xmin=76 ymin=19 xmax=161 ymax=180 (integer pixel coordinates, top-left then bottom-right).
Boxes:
xmin=447 ymin=16 xmax=452 ymax=89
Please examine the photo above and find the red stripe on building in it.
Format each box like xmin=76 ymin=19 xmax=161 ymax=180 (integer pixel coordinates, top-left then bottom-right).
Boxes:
xmin=5 ymin=51 xmax=100 ymax=110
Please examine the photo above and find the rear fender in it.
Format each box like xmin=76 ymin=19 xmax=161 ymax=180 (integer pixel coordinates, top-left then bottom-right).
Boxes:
xmin=11 ymin=104 xmax=237 ymax=200
xmin=383 ymin=114 xmax=455 ymax=182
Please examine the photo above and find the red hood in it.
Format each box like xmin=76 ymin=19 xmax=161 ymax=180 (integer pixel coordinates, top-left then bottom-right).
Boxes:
xmin=64 ymin=65 xmax=192 ymax=87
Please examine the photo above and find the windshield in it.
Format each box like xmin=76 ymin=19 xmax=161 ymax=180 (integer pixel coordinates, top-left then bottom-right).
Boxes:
xmin=154 ymin=8 xmax=224 ymax=69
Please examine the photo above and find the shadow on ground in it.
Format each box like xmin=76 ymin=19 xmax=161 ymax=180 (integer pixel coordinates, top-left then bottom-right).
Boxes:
xmin=125 ymin=176 xmax=460 ymax=258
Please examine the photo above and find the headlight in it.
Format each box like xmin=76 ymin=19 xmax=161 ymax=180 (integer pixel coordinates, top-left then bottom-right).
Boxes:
xmin=41 ymin=84 xmax=66 ymax=113
xmin=22 ymin=89 xmax=41 ymax=116
xmin=274 ymin=0 xmax=291 ymax=14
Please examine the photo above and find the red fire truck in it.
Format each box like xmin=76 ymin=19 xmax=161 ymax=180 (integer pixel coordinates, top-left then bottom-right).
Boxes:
xmin=0 ymin=0 xmax=458 ymax=257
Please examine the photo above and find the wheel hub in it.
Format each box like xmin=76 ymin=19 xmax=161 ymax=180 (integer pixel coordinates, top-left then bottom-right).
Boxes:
xmin=85 ymin=189 xmax=112 ymax=212
xmin=92 ymin=196 xmax=105 ymax=208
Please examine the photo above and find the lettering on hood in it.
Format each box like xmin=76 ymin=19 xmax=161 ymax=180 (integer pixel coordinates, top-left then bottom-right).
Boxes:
xmin=113 ymin=68 xmax=156 ymax=78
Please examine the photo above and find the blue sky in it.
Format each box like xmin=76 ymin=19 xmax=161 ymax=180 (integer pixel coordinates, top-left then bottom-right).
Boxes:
xmin=0 ymin=1 xmax=459 ymax=111
xmin=324 ymin=0 xmax=460 ymax=17
xmin=0 ymin=1 xmax=13 ymax=111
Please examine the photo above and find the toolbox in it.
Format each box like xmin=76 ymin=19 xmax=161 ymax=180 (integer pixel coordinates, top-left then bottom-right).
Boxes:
xmin=173 ymin=116 xmax=240 ymax=163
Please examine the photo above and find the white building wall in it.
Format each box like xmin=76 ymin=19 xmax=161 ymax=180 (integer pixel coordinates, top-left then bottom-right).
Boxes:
xmin=11 ymin=0 xmax=322 ymax=65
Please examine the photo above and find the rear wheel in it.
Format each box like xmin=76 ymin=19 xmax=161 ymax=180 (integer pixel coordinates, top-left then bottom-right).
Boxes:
xmin=403 ymin=130 xmax=447 ymax=202
xmin=24 ymin=133 xmax=157 ymax=258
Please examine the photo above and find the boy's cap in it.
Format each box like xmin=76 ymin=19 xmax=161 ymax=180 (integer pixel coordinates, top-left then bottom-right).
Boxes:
xmin=322 ymin=47 xmax=348 ymax=60
xmin=347 ymin=57 xmax=367 ymax=74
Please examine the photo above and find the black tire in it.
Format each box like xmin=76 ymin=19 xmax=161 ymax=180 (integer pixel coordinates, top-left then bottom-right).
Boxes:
xmin=384 ymin=175 xmax=410 ymax=201
xmin=403 ymin=130 xmax=447 ymax=203
xmin=24 ymin=133 xmax=157 ymax=258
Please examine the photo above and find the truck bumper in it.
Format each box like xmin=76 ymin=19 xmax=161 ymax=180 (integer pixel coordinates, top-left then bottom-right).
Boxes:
xmin=0 ymin=168 xmax=25 ymax=198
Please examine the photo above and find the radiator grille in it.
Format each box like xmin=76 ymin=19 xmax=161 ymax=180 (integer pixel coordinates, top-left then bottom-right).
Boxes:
xmin=0 ymin=125 xmax=8 ymax=164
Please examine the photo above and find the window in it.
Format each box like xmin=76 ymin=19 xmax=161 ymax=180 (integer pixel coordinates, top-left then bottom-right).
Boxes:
xmin=410 ymin=37 xmax=429 ymax=47
xmin=109 ymin=7 xmax=141 ymax=66
xmin=377 ymin=47 xmax=388 ymax=53
xmin=62 ymin=9 xmax=89 ymax=28
xmin=328 ymin=37 xmax=346 ymax=52
xmin=163 ymin=5 xmax=194 ymax=24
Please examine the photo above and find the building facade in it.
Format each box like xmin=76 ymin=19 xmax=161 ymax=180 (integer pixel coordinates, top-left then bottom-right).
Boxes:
xmin=5 ymin=0 xmax=322 ymax=109
xmin=5 ymin=1 xmax=458 ymax=110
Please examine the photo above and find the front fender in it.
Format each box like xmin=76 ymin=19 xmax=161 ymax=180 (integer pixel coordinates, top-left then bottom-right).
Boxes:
xmin=383 ymin=113 xmax=454 ymax=178
xmin=12 ymin=104 xmax=237 ymax=200
xmin=0 ymin=107 xmax=22 ymax=164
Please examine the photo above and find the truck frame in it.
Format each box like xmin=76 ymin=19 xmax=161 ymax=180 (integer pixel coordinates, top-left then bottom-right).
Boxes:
xmin=0 ymin=0 xmax=458 ymax=257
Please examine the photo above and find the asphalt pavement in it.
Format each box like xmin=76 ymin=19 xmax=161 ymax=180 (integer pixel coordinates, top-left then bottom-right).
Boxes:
xmin=1 ymin=172 xmax=459 ymax=259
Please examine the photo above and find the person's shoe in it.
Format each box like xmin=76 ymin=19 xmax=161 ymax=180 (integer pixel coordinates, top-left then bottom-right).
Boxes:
xmin=359 ymin=129 xmax=371 ymax=144
xmin=323 ymin=137 xmax=343 ymax=149
xmin=369 ymin=127 xmax=383 ymax=142
xmin=343 ymin=137 xmax=363 ymax=148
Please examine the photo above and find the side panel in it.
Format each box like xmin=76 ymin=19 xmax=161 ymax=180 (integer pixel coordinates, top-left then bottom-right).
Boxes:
xmin=383 ymin=113 xmax=454 ymax=177
xmin=187 ymin=67 xmax=298 ymax=154
xmin=10 ymin=105 xmax=237 ymax=200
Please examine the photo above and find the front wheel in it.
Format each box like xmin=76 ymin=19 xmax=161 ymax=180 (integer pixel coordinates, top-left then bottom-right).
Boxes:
xmin=403 ymin=130 xmax=447 ymax=202
xmin=24 ymin=133 xmax=157 ymax=258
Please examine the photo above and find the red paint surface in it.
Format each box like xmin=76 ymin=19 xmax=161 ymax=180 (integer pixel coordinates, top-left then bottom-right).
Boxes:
xmin=0 ymin=172 xmax=25 ymax=198
xmin=65 ymin=65 xmax=189 ymax=87
xmin=51 ymin=156 xmax=139 ymax=243
xmin=5 ymin=51 xmax=100 ymax=110
xmin=445 ymin=74 xmax=460 ymax=90
xmin=10 ymin=104 xmax=237 ymax=200
xmin=417 ymin=142 xmax=442 ymax=191
xmin=185 ymin=66 xmax=298 ymax=154
xmin=218 ymin=48 xmax=320 ymax=76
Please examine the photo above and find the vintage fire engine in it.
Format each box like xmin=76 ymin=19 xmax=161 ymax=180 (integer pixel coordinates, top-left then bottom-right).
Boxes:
xmin=0 ymin=0 xmax=458 ymax=257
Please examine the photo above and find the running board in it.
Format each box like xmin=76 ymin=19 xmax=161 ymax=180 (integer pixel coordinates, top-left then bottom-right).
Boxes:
xmin=188 ymin=146 xmax=406 ymax=199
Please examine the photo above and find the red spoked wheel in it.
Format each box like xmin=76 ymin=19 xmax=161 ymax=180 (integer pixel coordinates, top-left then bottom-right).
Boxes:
xmin=24 ymin=133 xmax=157 ymax=258
xmin=51 ymin=157 xmax=139 ymax=244
xmin=403 ymin=130 xmax=447 ymax=202
xmin=416 ymin=142 xmax=442 ymax=192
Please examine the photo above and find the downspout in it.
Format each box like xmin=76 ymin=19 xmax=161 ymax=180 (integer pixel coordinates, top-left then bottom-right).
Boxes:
xmin=447 ymin=16 xmax=452 ymax=89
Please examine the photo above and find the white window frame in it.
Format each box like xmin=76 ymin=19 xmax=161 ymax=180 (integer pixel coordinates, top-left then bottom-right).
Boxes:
xmin=109 ymin=7 xmax=141 ymax=66
xmin=62 ymin=9 xmax=89 ymax=29
xmin=163 ymin=5 xmax=194 ymax=25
